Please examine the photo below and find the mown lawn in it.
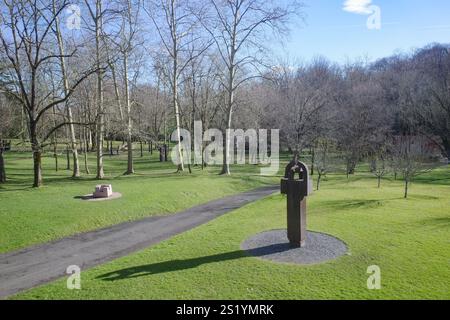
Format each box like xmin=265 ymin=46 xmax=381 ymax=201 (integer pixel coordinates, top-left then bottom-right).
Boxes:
xmin=10 ymin=166 xmax=450 ymax=300
xmin=0 ymin=149 xmax=279 ymax=253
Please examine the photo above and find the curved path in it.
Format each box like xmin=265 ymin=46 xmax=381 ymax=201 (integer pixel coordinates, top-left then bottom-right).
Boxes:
xmin=0 ymin=186 xmax=278 ymax=298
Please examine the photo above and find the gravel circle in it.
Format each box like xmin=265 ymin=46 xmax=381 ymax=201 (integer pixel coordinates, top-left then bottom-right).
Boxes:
xmin=241 ymin=229 xmax=348 ymax=265
xmin=77 ymin=192 xmax=123 ymax=202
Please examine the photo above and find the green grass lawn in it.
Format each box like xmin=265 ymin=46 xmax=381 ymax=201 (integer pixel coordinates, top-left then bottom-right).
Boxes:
xmin=0 ymin=149 xmax=279 ymax=253
xmin=9 ymin=163 xmax=450 ymax=300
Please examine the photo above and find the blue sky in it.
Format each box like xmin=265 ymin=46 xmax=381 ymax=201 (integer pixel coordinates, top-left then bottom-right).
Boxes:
xmin=279 ymin=0 xmax=450 ymax=64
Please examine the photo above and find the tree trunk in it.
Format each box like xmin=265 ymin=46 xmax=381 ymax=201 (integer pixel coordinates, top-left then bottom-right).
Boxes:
xmin=316 ymin=174 xmax=321 ymax=191
xmin=96 ymin=89 xmax=104 ymax=180
xmin=67 ymin=109 xmax=80 ymax=177
xmin=84 ymin=151 xmax=90 ymax=174
xmin=126 ymin=137 xmax=134 ymax=174
xmin=95 ymin=0 xmax=105 ymax=179
xmin=106 ymin=138 xmax=110 ymax=153
xmin=33 ymin=151 xmax=42 ymax=188
xmin=124 ymin=53 xmax=134 ymax=175
xmin=110 ymin=62 xmax=125 ymax=121
xmin=0 ymin=150 xmax=6 ymax=183
xmin=83 ymin=126 xmax=90 ymax=174
xmin=52 ymin=106 xmax=58 ymax=172
xmin=173 ymin=68 xmax=184 ymax=171
xmin=20 ymin=107 xmax=26 ymax=142
xmin=404 ymin=178 xmax=409 ymax=199
xmin=53 ymin=1 xmax=80 ymax=178
xmin=201 ymin=137 xmax=206 ymax=170
xmin=66 ymin=146 xmax=71 ymax=170
xmin=53 ymin=141 xmax=58 ymax=172
xmin=378 ymin=176 xmax=381 ymax=188
xmin=349 ymin=159 xmax=356 ymax=175
xmin=220 ymin=63 xmax=235 ymax=175
xmin=89 ymin=129 xmax=94 ymax=152
xmin=30 ymin=121 xmax=43 ymax=188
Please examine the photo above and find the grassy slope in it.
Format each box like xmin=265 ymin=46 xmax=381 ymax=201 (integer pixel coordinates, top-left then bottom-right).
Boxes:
xmin=12 ymin=167 xmax=450 ymax=300
xmin=0 ymin=150 xmax=278 ymax=253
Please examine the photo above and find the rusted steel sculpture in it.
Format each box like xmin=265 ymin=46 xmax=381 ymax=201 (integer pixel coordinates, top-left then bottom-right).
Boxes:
xmin=281 ymin=153 xmax=311 ymax=247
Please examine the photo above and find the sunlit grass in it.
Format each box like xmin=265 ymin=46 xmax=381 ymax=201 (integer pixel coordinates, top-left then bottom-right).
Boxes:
xmin=0 ymin=149 xmax=280 ymax=253
xmin=9 ymin=163 xmax=450 ymax=300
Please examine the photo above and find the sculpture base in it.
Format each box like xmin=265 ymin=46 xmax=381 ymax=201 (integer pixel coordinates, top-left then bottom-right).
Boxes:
xmin=289 ymin=240 xmax=306 ymax=248
xmin=241 ymin=229 xmax=348 ymax=265
xmin=77 ymin=192 xmax=122 ymax=202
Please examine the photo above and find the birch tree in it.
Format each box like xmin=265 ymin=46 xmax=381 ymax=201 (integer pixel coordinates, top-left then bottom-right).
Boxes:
xmin=84 ymin=0 xmax=108 ymax=179
xmin=108 ymin=0 xmax=142 ymax=174
xmin=52 ymin=0 xmax=80 ymax=177
xmin=146 ymin=0 xmax=210 ymax=172
xmin=200 ymin=0 xmax=302 ymax=175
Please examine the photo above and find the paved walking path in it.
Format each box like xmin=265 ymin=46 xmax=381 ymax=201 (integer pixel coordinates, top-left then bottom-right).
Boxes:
xmin=0 ymin=186 xmax=278 ymax=298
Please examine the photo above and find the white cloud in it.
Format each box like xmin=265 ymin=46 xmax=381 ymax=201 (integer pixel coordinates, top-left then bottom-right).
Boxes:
xmin=343 ymin=0 xmax=373 ymax=15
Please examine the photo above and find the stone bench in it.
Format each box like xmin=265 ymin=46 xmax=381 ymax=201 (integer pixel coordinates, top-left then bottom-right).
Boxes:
xmin=93 ymin=184 xmax=113 ymax=198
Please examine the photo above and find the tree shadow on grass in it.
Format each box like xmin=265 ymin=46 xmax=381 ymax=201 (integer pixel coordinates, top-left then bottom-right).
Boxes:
xmin=97 ymin=245 xmax=290 ymax=281
xmin=0 ymin=185 xmax=34 ymax=192
xmin=320 ymin=195 xmax=441 ymax=210
xmin=406 ymin=194 xmax=439 ymax=200
xmin=415 ymin=177 xmax=450 ymax=186
xmin=418 ymin=217 xmax=450 ymax=229
xmin=319 ymin=199 xmax=388 ymax=211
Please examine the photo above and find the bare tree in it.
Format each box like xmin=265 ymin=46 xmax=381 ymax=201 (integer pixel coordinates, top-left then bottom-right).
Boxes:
xmin=336 ymin=64 xmax=392 ymax=178
xmin=0 ymin=0 xmax=96 ymax=187
xmin=185 ymin=53 xmax=222 ymax=168
xmin=84 ymin=0 xmax=110 ymax=179
xmin=370 ymin=155 xmax=387 ymax=188
xmin=390 ymin=135 xmax=445 ymax=198
xmin=314 ymin=139 xmax=330 ymax=191
xmin=108 ymin=0 xmax=143 ymax=174
xmin=413 ymin=45 xmax=450 ymax=160
xmin=52 ymin=0 xmax=80 ymax=178
xmin=200 ymin=0 xmax=302 ymax=175
xmin=368 ymin=130 xmax=392 ymax=189
xmin=271 ymin=58 xmax=339 ymax=155
xmin=75 ymin=76 xmax=98 ymax=174
xmin=146 ymin=0 xmax=209 ymax=172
